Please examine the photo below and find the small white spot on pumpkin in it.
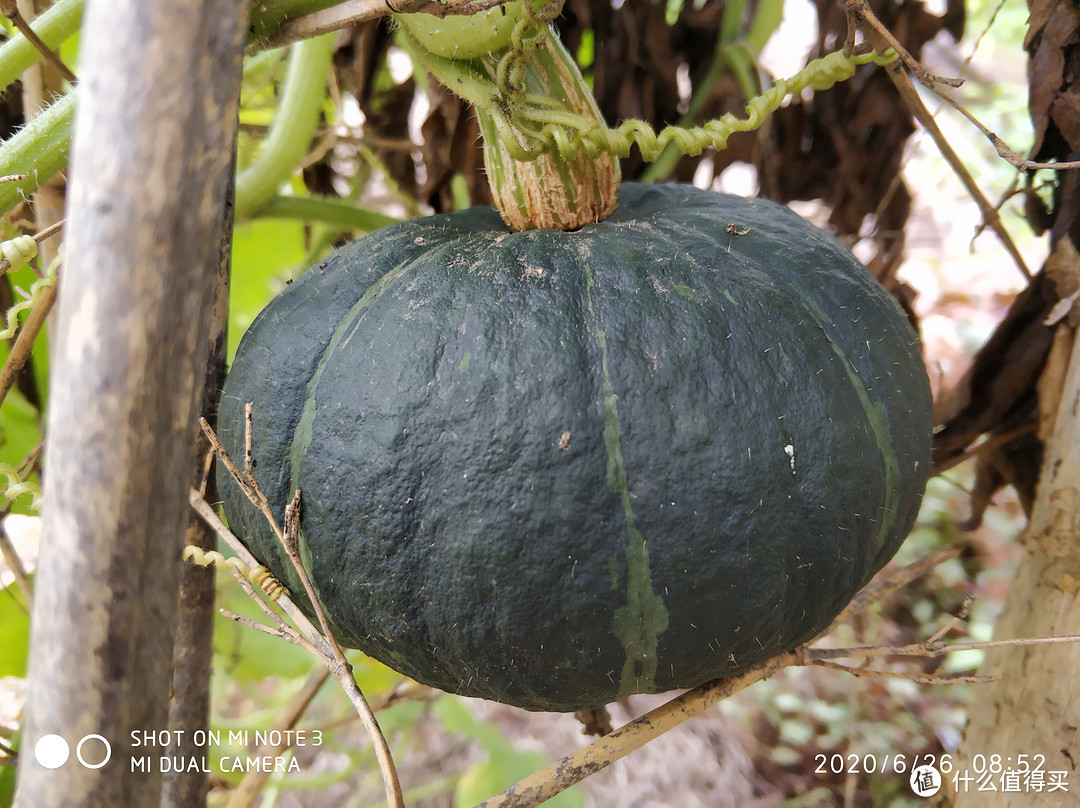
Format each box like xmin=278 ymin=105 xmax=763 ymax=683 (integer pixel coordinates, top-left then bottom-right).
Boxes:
xmin=784 ymin=443 xmax=795 ymax=474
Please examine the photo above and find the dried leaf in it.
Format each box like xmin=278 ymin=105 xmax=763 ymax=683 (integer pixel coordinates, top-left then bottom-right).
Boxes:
xmin=933 ymin=271 xmax=1057 ymax=470
xmin=1026 ymin=3 xmax=1080 ymax=160
xmin=1025 ymin=0 xmax=1060 ymax=51
xmin=1050 ymin=91 xmax=1080 ymax=155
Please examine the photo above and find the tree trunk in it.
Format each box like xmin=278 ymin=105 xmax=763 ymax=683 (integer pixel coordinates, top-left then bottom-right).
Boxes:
xmin=162 ymin=160 xmax=235 ymax=808
xmin=13 ymin=1 xmax=246 ymax=806
xmin=954 ymin=317 xmax=1080 ymax=806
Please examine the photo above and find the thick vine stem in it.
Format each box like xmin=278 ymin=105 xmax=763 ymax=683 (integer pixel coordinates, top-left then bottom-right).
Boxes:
xmin=234 ymin=33 xmax=336 ymax=220
xmin=0 ymin=90 xmax=74 ymax=217
xmin=403 ymin=1 xmax=619 ymax=231
xmin=474 ymin=31 xmax=620 ymax=231
xmin=0 ymin=0 xmax=82 ymax=91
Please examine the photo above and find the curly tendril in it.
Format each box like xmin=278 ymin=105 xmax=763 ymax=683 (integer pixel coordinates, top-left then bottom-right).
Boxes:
xmin=495 ymin=0 xmax=563 ymax=104
xmin=489 ymin=42 xmax=898 ymax=163
xmin=0 ymin=250 xmax=58 ymax=340
xmin=0 ymin=235 xmax=37 ymax=271
xmin=182 ymin=545 xmax=288 ymax=602
xmin=0 ymin=462 xmax=41 ymax=512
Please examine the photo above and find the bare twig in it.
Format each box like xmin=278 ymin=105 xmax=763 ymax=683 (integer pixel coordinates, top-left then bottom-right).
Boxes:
xmin=802 ymin=633 xmax=1080 ymax=662
xmin=933 ymin=421 xmax=1039 ymax=475
xmin=807 ymin=659 xmax=996 ymax=685
xmin=474 ymin=655 xmax=792 ymax=808
xmin=0 ymin=521 xmax=32 ymax=609
xmin=224 ymin=561 xmax=320 ymax=654
xmin=191 ymin=420 xmax=406 ymax=808
xmin=834 ymin=544 xmax=962 ymax=625
xmin=0 ymin=258 xmax=59 ymax=406
xmin=839 ymin=0 xmax=963 ymax=88
xmin=884 ymin=62 xmax=1032 ymax=280
xmin=925 ymin=597 xmax=972 ymax=645
xmin=187 ymin=488 xmax=316 ymax=634
xmin=845 ymin=0 xmax=1080 ymax=175
xmin=220 ymin=608 xmax=312 ymax=646
xmin=255 ymin=0 xmax=514 ymax=52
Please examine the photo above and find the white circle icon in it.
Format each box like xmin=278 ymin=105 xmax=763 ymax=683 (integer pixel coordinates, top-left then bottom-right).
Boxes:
xmin=910 ymin=764 xmax=942 ymax=797
xmin=33 ymin=734 xmax=70 ymax=769
xmin=76 ymin=734 xmax=112 ymax=769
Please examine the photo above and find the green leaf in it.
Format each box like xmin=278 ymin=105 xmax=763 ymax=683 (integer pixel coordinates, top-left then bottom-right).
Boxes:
xmin=746 ymin=0 xmax=785 ymax=56
xmin=0 ymin=725 xmax=18 ymax=808
xmin=0 ymin=578 xmax=30 ymax=677
xmin=228 ymin=218 xmax=309 ymax=359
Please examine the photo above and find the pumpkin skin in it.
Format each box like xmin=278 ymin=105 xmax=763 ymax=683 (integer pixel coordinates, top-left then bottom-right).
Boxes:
xmin=217 ymin=182 xmax=932 ymax=712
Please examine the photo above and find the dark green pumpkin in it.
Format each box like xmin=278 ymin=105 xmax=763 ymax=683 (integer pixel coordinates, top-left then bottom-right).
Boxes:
xmin=218 ymin=182 xmax=932 ymax=712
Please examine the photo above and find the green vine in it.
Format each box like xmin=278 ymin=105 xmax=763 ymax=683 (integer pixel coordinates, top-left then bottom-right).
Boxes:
xmin=234 ymin=32 xmax=336 ymax=220
xmin=0 ymin=90 xmax=75 ymax=218
xmin=0 ymin=0 xmax=83 ymax=92
xmin=409 ymin=4 xmax=897 ymax=167
xmin=490 ymin=44 xmax=899 ymax=163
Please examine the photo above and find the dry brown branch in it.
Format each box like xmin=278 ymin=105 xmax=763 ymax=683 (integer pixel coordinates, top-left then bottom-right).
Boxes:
xmin=0 ymin=441 xmax=40 ymax=609
xmin=845 ymin=0 xmax=1080 ymax=175
xmin=839 ymin=0 xmax=963 ymax=88
xmin=833 ymin=544 xmax=962 ymax=625
xmin=0 ymin=521 xmax=31 ymax=609
xmin=187 ymin=489 xmax=318 ymax=635
xmin=884 ymin=62 xmax=1033 ymax=280
xmin=925 ymin=597 xmax=972 ymax=645
xmin=806 ymin=659 xmax=996 ymax=685
xmin=255 ymin=0 xmax=514 ymax=51
xmin=220 ymin=563 xmax=321 ymax=654
xmin=220 ymin=608 xmax=310 ymax=646
xmin=473 ymin=655 xmax=792 ymax=808
xmin=933 ymin=422 xmax=1037 ymax=474
xmin=0 ymin=259 xmax=58 ymax=406
xmin=191 ymin=418 xmax=406 ymax=808
xmin=802 ymin=633 xmax=1080 ymax=662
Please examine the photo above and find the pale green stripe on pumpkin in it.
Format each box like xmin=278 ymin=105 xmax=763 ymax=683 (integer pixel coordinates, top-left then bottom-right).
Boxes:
xmin=286 ymin=257 xmax=420 ymax=620
xmin=584 ymin=264 xmax=670 ymax=696
xmin=791 ymin=287 xmax=902 ymax=556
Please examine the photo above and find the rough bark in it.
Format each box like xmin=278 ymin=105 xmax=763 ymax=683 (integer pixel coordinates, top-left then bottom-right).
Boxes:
xmin=162 ymin=162 xmax=236 ymax=808
xmin=953 ymin=318 xmax=1080 ymax=806
xmin=13 ymin=1 xmax=246 ymax=806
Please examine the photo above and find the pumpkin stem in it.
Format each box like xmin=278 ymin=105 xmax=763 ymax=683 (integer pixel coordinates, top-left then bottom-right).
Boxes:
xmin=398 ymin=1 xmax=620 ymax=231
